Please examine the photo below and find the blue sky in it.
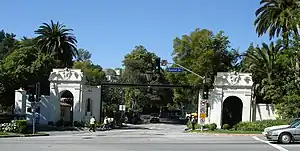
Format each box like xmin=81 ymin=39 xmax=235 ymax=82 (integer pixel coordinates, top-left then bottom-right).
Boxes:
xmin=1 ymin=0 xmax=269 ymax=69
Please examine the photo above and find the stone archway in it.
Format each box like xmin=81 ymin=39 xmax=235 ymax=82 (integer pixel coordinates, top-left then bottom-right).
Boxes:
xmin=221 ymin=96 xmax=243 ymax=128
xmin=60 ymin=90 xmax=74 ymax=123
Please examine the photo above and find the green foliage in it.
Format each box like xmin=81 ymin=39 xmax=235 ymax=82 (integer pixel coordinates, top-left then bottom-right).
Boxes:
xmin=0 ymin=120 xmax=27 ymax=134
xmin=34 ymin=20 xmax=78 ymax=68
xmin=73 ymin=121 xmax=85 ymax=127
xmin=167 ymin=28 xmax=239 ymax=113
xmin=222 ymin=124 xmax=230 ymax=130
xmin=275 ymin=94 xmax=300 ymax=119
xmin=234 ymin=120 xmax=289 ymax=131
xmin=254 ymin=0 xmax=300 ymax=41
xmin=208 ymin=123 xmax=217 ymax=131
xmin=0 ymin=30 xmax=18 ymax=61
xmin=73 ymin=61 xmax=106 ymax=86
xmin=121 ymin=45 xmax=173 ymax=111
xmin=15 ymin=120 xmax=27 ymax=134
xmin=186 ymin=122 xmax=217 ymax=131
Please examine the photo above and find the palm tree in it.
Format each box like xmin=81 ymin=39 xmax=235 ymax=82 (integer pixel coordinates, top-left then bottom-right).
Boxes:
xmin=34 ymin=20 xmax=78 ymax=68
xmin=254 ymin=0 xmax=300 ymax=45
xmin=245 ymin=41 xmax=283 ymax=83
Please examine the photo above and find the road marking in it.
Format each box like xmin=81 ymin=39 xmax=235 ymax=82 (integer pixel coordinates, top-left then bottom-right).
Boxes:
xmin=252 ymin=136 xmax=288 ymax=151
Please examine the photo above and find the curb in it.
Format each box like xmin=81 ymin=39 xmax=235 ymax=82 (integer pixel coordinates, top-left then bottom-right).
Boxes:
xmin=0 ymin=133 xmax=50 ymax=138
xmin=185 ymin=130 xmax=262 ymax=136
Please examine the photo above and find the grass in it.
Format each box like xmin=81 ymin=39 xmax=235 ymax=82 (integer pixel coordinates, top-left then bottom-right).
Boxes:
xmin=0 ymin=131 xmax=49 ymax=137
xmin=189 ymin=129 xmax=262 ymax=134
xmin=0 ymin=132 xmax=8 ymax=135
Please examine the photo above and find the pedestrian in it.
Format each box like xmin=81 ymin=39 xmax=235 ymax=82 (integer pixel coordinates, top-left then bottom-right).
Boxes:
xmin=89 ymin=116 xmax=96 ymax=132
xmin=191 ymin=116 xmax=197 ymax=130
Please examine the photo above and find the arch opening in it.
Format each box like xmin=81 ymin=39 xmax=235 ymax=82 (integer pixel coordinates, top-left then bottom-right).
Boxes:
xmin=221 ymin=96 xmax=243 ymax=128
xmin=60 ymin=90 xmax=74 ymax=123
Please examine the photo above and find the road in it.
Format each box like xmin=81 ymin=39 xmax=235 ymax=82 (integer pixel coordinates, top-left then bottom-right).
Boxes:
xmin=0 ymin=124 xmax=299 ymax=151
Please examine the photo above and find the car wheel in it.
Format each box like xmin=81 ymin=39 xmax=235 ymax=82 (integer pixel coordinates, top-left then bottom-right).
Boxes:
xmin=279 ymin=133 xmax=292 ymax=144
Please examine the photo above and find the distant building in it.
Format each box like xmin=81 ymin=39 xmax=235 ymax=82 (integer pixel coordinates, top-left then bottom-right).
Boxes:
xmin=103 ymin=68 xmax=122 ymax=83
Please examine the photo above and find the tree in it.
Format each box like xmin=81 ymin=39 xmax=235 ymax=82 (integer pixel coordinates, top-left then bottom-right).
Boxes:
xmin=0 ymin=30 xmax=18 ymax=61
xmin=34 ymin=20 xmax=78 ymax=68
xmin=76 ymin=48 xmax=92 ymax=63
xmin=244 ymin=41 xmax=284 ymax=83
xmin=0 ymin=40 xmax=57 ymax=106
xmin=254 ymin=0 xmax=300 ymax=45
xmin=73 ymin=61 xmax=106 ymax=86
xmin=167 ymin=28 xmax=239 ymax=112
xmin=121 ymin=45 xmax=173 ymax=112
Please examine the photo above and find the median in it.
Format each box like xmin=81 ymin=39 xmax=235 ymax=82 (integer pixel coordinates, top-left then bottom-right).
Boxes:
xmin=0 ymin=120 xmax=49 ymax=138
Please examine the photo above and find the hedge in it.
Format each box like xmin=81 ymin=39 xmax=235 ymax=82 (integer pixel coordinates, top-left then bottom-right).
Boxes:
xmin=233 ymin=119 xmax=290 ymax=131
xmin=187 ymin=122 xmax=217 ymax=131
xmin=187 ymin=119 xmax=293 ymax=132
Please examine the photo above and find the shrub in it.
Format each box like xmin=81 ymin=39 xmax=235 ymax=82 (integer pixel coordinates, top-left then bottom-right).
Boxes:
xmin=48 ymin=121 xmax=54 ymax=126
xmin=208 ymin=123 xmax=217 ymax=131
xmin=16 ymin=120 xmax=27 ymax=134
xmin=222 ymin=124 xmax=230 ymax=130
xmin=0 ymin=120 xmax=28 ymax=134
xmin=0 ymin=121 xmax=17 ymax=133
xmin=234 ymin=119 xmax=289 ymax=131
xmin=55 ymin=120 xmax=63 ymax=127
xmin=74 ymin=121 xmax=85 ymax=127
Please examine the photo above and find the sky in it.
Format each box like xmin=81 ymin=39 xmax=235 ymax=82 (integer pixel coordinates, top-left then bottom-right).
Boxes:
xmin=1 ymin=0 xmax=269 ymax=69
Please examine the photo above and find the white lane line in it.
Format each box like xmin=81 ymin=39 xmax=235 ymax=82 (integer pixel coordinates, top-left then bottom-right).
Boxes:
xmin=252 ymin=136 xmax=288 ymax=151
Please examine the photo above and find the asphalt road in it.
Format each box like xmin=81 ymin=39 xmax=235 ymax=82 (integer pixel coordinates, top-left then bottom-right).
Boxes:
xmin=0 ymin=124 xmax=299 ymax=151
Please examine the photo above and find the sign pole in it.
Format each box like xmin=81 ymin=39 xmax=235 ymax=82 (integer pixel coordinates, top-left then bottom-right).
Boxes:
xmin=32 ymin=102 xmax=36 ymax=134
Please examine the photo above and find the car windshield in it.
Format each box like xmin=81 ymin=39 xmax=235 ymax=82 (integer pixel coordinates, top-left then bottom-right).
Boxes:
xmin=290 ymin=119 xmax=300 ymax=125
xmin=290 ymin=121 xmax=300 ymax=128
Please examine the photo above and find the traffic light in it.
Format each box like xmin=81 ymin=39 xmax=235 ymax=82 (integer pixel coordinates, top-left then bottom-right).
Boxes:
xmin=27 ymin=88 xmax=35 ymax=102
xmin=154 ymin=57 xmax=161 ymax=74
xmin=202 ymin=84 xmax=209 ymax=99
xmin=35 ymin=82 xmax=41 ymax=102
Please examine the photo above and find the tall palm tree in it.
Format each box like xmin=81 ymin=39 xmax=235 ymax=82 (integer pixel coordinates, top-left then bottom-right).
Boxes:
xmin=34 ymin=20 xmax=78 ymax=68
xmin=245 ymin=41 xmax=283 ymax=83
xmin=254 ymin=0 xmax=300 ymax=45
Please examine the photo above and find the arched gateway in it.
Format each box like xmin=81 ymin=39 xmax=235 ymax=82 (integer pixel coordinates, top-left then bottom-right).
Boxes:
xmin=204 ymin=72 xmax=253 ymax=128
xmin=13 ymin=68 xmax=102 ymax=125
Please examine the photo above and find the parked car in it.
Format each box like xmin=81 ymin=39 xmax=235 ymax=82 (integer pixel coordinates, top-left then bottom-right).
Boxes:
xmin=150 ymin=113 xmax=160 ymax=123
xmin=262 ymin=118 xmax=300 ymax=136
xmin=265 ymin=121 xmax=300 ymax=144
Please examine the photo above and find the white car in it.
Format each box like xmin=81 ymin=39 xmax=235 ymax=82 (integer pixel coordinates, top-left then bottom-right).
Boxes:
xmin=262 ymin=118 xmax=300 ymax=136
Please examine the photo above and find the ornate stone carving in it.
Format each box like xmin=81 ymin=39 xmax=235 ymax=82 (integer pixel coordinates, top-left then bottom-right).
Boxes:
xmin=62 ymin=68 xmax=72 ymax=80
xmin=229 ymin=71 xmax=240 ymax=85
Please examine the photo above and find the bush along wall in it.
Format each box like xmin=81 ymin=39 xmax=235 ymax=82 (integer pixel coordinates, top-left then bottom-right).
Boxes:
xmin=232 ymin=119 xmax=290 ymax=131
xmin=187 ymin=119 xmax=292 ymax=132
xmin=0 ymin=120 xmax=28 ymax=134
xmin=187 ymin=122 xmax=217 ymax=131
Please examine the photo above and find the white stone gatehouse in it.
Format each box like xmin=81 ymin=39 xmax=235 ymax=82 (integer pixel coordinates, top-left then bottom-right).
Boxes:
xmin=14 ymin=68 xmax=102 ymax=125
xmin=202 ymin=72 xmax=276 ymax=128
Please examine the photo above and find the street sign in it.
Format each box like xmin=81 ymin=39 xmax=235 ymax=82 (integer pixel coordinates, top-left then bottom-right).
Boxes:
xmin=200 ymin=118 xmax=205 ymax=125
xmin=200 ymin=108 xmax=206 ymax=113
xmin=119 ymin=105 xmax=126 ymax=111
xmin=200 ymin=113 xmax=206 ymax=119
xmin=166 ymin=67 xmax=183 ymax=72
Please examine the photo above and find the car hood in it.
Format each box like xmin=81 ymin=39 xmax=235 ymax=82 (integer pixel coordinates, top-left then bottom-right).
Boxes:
xmin=264 ymin=125 xmax=290 ymax=132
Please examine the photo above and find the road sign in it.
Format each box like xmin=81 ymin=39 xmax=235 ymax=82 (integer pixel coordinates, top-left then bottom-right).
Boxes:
xmin=200 ymin=118 xmax=205 ymax=125
xmin=200 ymin=113 xmax=206 ymax=119
xmin=166 ymin=67 xmax=183 ymax=72
xmin=200 ymin=108 xmax=206 ymax=113
xmin=119 ymin=105 xmax=126 ymax=111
